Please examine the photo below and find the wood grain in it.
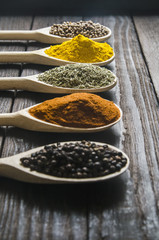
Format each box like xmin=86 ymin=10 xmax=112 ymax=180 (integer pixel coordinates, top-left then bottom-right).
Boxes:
xmin=0 ymin=15 xmax=159 ymax=240
xmin=0 ymin=16 xmax=88 ymax=240
xmin=133 ymin=16 xmax=159 ymax=101
xmin=84 ymin=15 xmax=159 ymax=240
xmin=114 ymin=16 xmax=159 ymax=239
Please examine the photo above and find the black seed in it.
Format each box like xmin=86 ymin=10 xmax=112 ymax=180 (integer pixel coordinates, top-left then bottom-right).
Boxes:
xmin=91 ymin=143 xmax=96 ymax=148
xmin=103 ymin=169 xmax=110 ymax=175
xmin=87 ymin=162 xmax=94 ymax=168
xmin=82 ymin=167 xmax=89 ymax=172
xmin=82 ymin=172 xmax=88 ymax=177
xmin=94 ymin=156 xmax=99 ymax=161
xmin=71 ymin=168 xmax=76 ymax=173
xmin=94 ymin=162 xmax=101 ymax=167
xmin=76 ymin=168 xmax=82 ymax=172
xmin=66 ymin=164 xmax=72 ymax=170
xmin=111 ymin=160 xmax=117 ymax=165
xmin=37 ymin=160 xmax=43 ymax=165
xmin=117 ymin=152 xmax=123 ymax=156
xmin=22 ymin=159 xmax=30 ymax=167
xmin=40 ymin=156 xmax=47 ymax=161
xmin=31 ymin=153 xmax=38 ymax=157
xmin=110 ymin=165 xmax=116 ymax=173
xmin=88 ymin=158 xmax=93 ymax=163
xmin=116 ymin=164 xmax=122 ymax=170
xmin=76 ymin=172 xmax=82 ymax=178
xmin=59 ymin=166 xmax=65 ymax=172
xmin=81 ymin=152 xmax=85 ymax=157
xmin=20 ymin=141 xmax=127 ymax=179
xmin=39 ymin=149 xmax=45 ymax=154
xmin=30 ymin=164 xmax=36 ymax=171
xmin=51 ymin=160 xmax=57 ymax=166
xmin=104 ymin=153 xmax=111 ymax=158
xmin=91 ymin=151 xmax=96 ymax=157
xmin=44 ymin=145 xmax=50 ymax=150
xmin=74 ymin=153 xmax=79 ymax=159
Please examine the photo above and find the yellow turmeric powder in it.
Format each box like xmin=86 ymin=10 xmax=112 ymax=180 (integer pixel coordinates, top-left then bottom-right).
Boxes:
xmin=29 ymin=93 xmax=120 ymax=128
xmin=45 ymin=34 xmax=114 ymax=63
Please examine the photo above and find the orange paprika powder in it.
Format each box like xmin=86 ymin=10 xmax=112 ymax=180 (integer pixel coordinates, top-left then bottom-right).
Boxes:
xmin=29 ymin=93 xmax=121 ymax=128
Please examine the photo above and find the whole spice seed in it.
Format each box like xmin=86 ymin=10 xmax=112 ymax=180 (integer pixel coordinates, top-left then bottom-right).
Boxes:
xmin=28 ymin=93 xmax=121 ymax=128
xmin=38 ymin=63 xmax=115 ymax=89
xmin=45 ymin=34 xmax=114 ymax=63
xmin=20 ymin=141 xmax=127 ymax=178
xmin=49 ymin=20 xmax=109 ymax=38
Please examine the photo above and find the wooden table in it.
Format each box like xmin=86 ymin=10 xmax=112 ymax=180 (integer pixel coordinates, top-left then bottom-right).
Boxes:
xmin=0 ymin=15 xmax=159 ymax=240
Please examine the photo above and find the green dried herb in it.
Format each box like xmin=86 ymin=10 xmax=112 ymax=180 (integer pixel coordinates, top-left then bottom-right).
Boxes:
xmin=38 ymin=63 xmax=115 ymax=89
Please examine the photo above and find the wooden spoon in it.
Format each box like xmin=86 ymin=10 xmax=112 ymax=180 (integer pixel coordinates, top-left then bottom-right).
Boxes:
xmin=0 ymin=47 xmax=115 ymax=66
xmin=0 ymin=141 xmax=129 ymax=184
xmin=0 ymin=72 xmax=117 ymax=94
xmin=0 ymin=26 xmax=112 ymax=44
xmin=0 ymin=102 xmax=122 ymax=133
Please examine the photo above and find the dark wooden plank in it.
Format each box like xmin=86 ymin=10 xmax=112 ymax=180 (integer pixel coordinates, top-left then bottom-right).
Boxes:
xmin=1 ymin=15 xmax=159 ymax=240
xmin=83 ymin=16 xmax=159 ymax=240
xmin=0 ymin=16 xmax=33 ymax=147
xmin=83 ymin=16 xmax=141 ymax=240
xmin=0 ymin=16 xmax=89 ymax=240
xmin=0 ymin=16 xmax=32 ymax=151
xmin=133 ymin=15 xmax=159 ymax=100
xmin=113 ymin=15 xmax=159 ymax=239
xmin=0 ymin=16 xmax=34 ymax=240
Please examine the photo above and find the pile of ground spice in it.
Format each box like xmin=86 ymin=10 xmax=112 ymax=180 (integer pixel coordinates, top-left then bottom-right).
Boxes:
xmin=49 ymin=20 xmax=109 ymax=38
xmin=45 ymin=34 xmax=114 ymax=63
xmin=38 ymin=63 xmax=116 ymax=89
xmin=29 ymin=93 xmax=120 ymax=128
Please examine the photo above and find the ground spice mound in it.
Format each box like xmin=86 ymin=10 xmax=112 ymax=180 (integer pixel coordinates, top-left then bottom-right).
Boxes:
xmin=45 ymin=34 xmax=114 ymax=63
xmin=29 ymin=93 xmax=121 ymax=128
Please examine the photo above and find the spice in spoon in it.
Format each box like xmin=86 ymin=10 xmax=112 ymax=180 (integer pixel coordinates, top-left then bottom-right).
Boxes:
xmin=38 ymin=63 xmax=116 ymax=89
xmin=45 ymin=34 xmax=114 ymax=63
xmin=29 ymin=93 xmax=121 ymax=128
xmin=20 ymin=141 xmax=128 ymax=178
xmin=49 ymin=20 xmax=109 ymax=38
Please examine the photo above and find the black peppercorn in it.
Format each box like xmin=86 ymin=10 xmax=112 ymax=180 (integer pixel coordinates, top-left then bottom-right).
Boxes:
xmin=20 ymin=141 xmax=127 ymax=179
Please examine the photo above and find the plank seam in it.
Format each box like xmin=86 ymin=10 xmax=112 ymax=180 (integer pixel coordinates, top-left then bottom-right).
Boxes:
xmin=0 ymin=127 xmax=7 ymax=157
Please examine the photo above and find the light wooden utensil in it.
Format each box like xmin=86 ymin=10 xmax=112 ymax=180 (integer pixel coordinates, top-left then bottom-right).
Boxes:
xmin=0 ymin=141 xmax=129 ymax=184
xmin=0 ymin=47 xmax=115 ymax=66
xmin=0 ymin=26 xmax=112 ymax=44
xmin=0 ymin=72 xmax=117 ymax=94
xmin=0 ymin=102 xmax=122 ymax=133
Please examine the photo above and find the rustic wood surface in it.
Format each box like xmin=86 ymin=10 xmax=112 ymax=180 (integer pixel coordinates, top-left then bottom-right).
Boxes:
xmin=0 ymin=15 xmax=159 ymax=240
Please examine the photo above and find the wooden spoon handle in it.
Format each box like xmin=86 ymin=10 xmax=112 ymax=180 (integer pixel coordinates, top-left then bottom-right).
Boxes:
xmin=0 ymin=30 xmax=36 ymax=40
xmin=0 ymin=112 xmax=19 ymax=126
xmin=0 ymin=51 xmax=35 ymax=63
xmin=0 ymin=77 xmax=29 ymax=90
xmin=0 ymin=155 xmax=33 ymax=183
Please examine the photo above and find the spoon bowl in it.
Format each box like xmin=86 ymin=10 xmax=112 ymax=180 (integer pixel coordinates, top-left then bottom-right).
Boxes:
xmin=0 ymin=26 xmax=112 ymax=44
xmin=0 ymin=102 xmax=122 ymax=132
xmin=0 ymin=71 xmax=117 ymax=93
xmin=0 ymin=141 xmax=129 ymax=184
